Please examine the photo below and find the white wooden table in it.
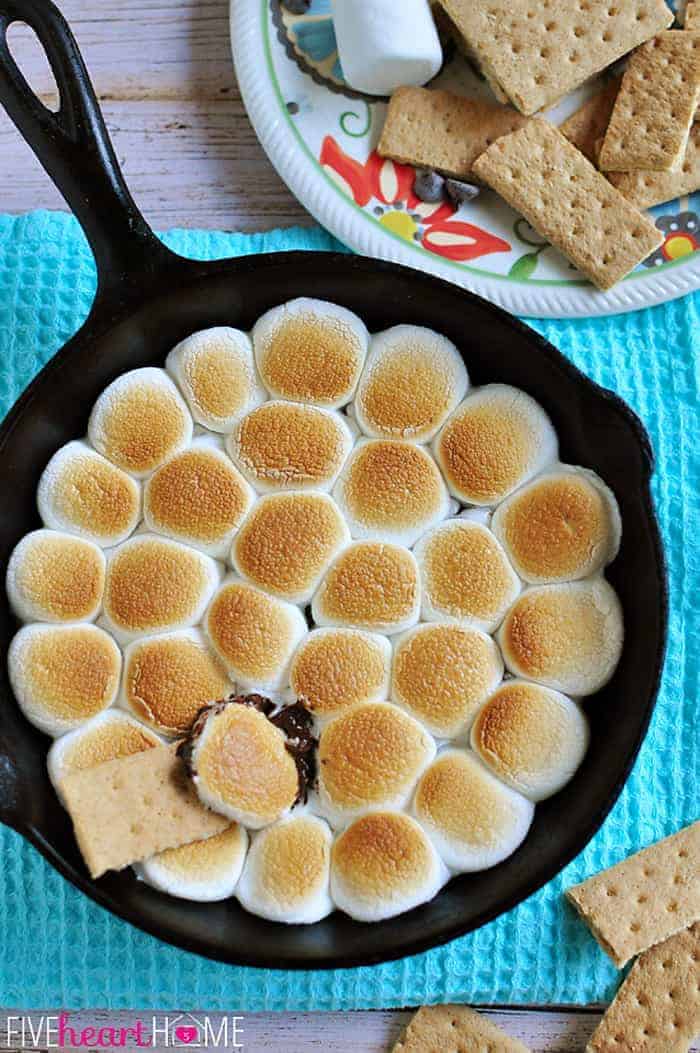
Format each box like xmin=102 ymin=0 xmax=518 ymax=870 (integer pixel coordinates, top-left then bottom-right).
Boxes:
xmin=0 ymin=4 xmax=697 ymax=1051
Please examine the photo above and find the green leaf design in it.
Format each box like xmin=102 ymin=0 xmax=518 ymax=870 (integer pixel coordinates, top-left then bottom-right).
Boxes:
xmin=509 ymin=251 xmax=540 ymax=281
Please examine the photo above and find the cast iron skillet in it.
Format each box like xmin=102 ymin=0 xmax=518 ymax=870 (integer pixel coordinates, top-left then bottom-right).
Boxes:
xmin=0 ymin=0 xmax=667 ymax=970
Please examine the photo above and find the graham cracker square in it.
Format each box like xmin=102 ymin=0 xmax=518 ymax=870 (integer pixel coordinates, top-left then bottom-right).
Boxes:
xmin=437 ymin=0 xmax=674 ymax=115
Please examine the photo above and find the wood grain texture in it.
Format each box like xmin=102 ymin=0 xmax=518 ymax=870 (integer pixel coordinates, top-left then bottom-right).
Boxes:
xmin=0 ymin=0 xmax=309 ymax=229
xmin=1 ymin=1007 xmax=698 ymax=1052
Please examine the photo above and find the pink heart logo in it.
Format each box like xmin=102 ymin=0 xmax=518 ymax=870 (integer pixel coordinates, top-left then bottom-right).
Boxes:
xmin=174 ymin=1026 xmax=198 ymax=1044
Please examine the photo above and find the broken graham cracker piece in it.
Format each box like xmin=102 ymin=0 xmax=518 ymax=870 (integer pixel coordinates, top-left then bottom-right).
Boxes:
xmin=61 ymin=742 xmax=229 ymax=878
xmin=392 ymin=1005 xmax=531 ymax=1053
xmin=560 ymin=79 xmax=622 ymax=164
xmin=378 ymin=87 xmax=528 ymax=181
xmin=436 ymin=0 xmax=673 ymax=116
xmin=599 ymin=31 xmax=700 ymax=172
xmin=609 ymin=121 xmax=700 ymax=206
xmin=686 ymin=0 xmax=700 ymax=30
xmin=566 ymin=820 xmax=700 ymax=968
xmin=472 ymin=120 xmax=663 ymax=290
xmin=586 ymin=923 xmax=700 ymax=1053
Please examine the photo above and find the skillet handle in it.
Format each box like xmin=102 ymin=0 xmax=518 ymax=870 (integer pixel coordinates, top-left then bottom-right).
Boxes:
xmin=0 ymin=0 xmax=185 ymax=305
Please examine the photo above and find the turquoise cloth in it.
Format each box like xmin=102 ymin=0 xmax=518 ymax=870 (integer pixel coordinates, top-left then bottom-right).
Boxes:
xmin=0 ymin=211 xmax=697 ymax=1011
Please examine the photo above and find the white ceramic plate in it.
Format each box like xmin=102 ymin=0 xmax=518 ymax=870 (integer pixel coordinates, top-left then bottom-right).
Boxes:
xmin=231 ymin=0 xmax=700 ymax=317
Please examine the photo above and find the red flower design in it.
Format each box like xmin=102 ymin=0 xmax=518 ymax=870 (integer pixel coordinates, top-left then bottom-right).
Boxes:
xmin=320 ymin=137 xmax=510 ymax=263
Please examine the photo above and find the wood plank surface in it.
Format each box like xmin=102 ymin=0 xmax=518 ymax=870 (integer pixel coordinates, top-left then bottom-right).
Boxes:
xmin=0 ymin=0 xmax=309 ymax=230
xmin=0 ymin=1007 xmax=698 ymax=1052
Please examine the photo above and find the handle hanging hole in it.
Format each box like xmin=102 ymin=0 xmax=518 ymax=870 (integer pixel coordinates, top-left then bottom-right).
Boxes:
xmin=6 ymin=21 xmax=60 ymax=112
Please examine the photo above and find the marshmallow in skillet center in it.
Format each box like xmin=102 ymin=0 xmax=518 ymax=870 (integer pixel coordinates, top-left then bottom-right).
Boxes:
xmin=332 ymin=0 xmax=443 ymax=97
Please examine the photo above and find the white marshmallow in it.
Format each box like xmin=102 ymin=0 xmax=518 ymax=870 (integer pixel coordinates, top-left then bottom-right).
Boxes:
xmin=227 ymin=401 xmax=356 ymax=494
xmin=312 ymin=541 xmax=421 ymax=636
xmin=6 ymin=529 xmax=105 ymax=624
xmin=413 ymin=749 xmax=535 ymax=872
xmin=9 ymin=623 xmax=122 ymax=737
xmin=330 ymin=811 xmax=447 ymax=922
xmin=353 ymin=326 xmax=469 ymax=443
xmin=143 ymin=436 xmax=255 ymax=559
xmin=37 ymin=440 xmax=141 ymax=548
xmin=88 ymin=367 xmax=193 ymax=478
xmin=231 ymin=491 xmax=350 ymax=606
xmin=134 ymin=824 xmax=248 ymax=902
xmin=413 ymin=518 xmax=521 ymax=634
xmin=237 ymin=813 xmax=333 ymax=924
xmin=165 ymin=327 xmax=265 ymax=432
xmin=47 ymin=709 xmax=161 ymax=803
xmin=471 ymin=680 xmax=590 ymax=802
xmin=332 ymin=0 xmax=443 ymax=97
xmin=433 ymin=384 xmax=559 ymax=506
xmin=205 ymin=575 xmax=308 ymax=692
xmin=491 ymin=463 xmax=622 ymax=584
xmin=119 ymin=628 xmax=231 ymax=738
xmin=316 ymin=701 xmax=436 ymax=827
xmin=332 ymin=438 xmax=451 ymax=547
xmin=497 ymin=578 xmax=624 ymax=696
xmin=252 ymin=298 xmax=369 ymax=409
xmin=289 ymin=627 xmax=392 ymax=724
xmin=102 ymin=534 xmax=222 ymax=645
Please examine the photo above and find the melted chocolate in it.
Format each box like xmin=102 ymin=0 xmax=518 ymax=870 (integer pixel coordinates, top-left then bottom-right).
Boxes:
xmin=269 ymin=701 xmax=317 ymax=805
xmin=178 ymin=694 xmax=317 ymax=807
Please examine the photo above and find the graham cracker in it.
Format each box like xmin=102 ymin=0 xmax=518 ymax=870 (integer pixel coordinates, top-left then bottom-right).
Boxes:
xmin=393 ymin=1005 xmax=531 ymax=1053
xmin=471 ymin=120 xmax=663 ymax=290
xmin=686 ymin=0 xmax=700 ymax=30
xmin=560 ymin=79 xmax=622 ymax=164
xmin=566 ymin=820 xmax=700 ymax=968
xmin=599 ymin=31 xmax=700 ymax=172
xmin=378 ymin=87 xmax=528 ymax=181
xmin=586 ymin=923 xmax=700 ymax=1053
xmin=61 ymin=742 xmax=229 ymax=878
xmin=436 ymin=0 xmax=674 ymax=115
xmin=609 ymin=121 xmax=700 ymax=205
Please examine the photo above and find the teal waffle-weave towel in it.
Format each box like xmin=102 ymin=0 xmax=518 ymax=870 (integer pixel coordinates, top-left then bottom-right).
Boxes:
xmin=0 ymin=212 xmax=697 ymax=1012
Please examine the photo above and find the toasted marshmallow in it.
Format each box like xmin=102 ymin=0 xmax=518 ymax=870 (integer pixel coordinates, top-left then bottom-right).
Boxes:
xmin=391 ymin=624 xmax=503 ymax=738
xmin=165 ymin=327 xmax=265 ymax=432
xmin=120 ymin=629 xmax=231 ymax=737
xmin=205 ymin=577 xmax=307 ymax=691
xmin=491 ymin=466 xmax=622 ymax=584
xmin=413 ymin=749 xmax=534 ymax=871
xmin=227 ymin=401 xmax=355 ymax=493
xmin=232 ymin=491 xmax=349 ymax=605
xmin=497 ymin=579 xmax=624 ymax=696
xmin=330 ymin=811 xmax=447 ymax=922
xmin=185 ymin=701 xmax=301 ymax=828
xmin=134 ymin=823 xmax=248 ymax=902
xmin=316 ymin=702 xmax=436 ymax=825
xmin=312 ymin=541 xmax=421 ymax=636
xmin=471 ymin=680 xmax=589 ymax=802
xmin=37 ymin=440 xmax=141 ymax=548
xmin=6 ymin=530 xmax=105 ymax=624
xmin=143 ymin=438 xmax=255 ymax=558
xmin=353 ymin=325 xmax=468 ymax=442
xmin=433 ymin=385 xmax=558 ymax=505
xmin=289 ymin=628 xmax=391 ymax=722
xmin=47 ymin=709 xmax=160 ymax=802
xmin=237 ymin=814 xmax=333 ymax=923
xmin=414 ymin=519 xmax=520 ymax=633
xmin=9 ymin=623 xmax=121 ymax=737
xmin=333 ymin=439 xmax=451 ymax=546
xmin=252 ymin=298 xmax=369 ymax=408
xmin=88 ymin=368 xmax=192 ymax=477
xmin=102 ymin=534 xmax=221 ymax=644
